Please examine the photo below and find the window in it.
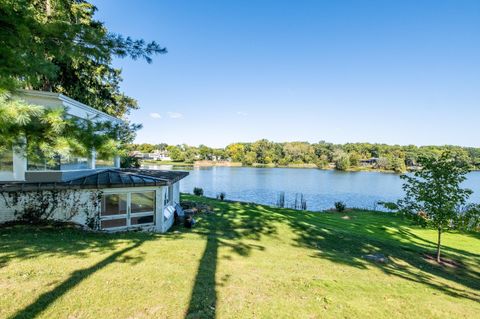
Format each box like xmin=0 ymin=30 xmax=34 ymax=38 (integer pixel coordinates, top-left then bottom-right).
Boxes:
xmin=96 ymin=155 xmax=115 ymax=168
xmin=131 ymin=191 xmax=155 ymax=214
xmin=102 ymin=194 xmax=127 ymax=216
xmin=131 ymin=215 xmax=154 ymax=225
xmin=101 ymin=218 xmax=127 ymax=229
xmin=60 ymin=155 xmax=89 ymax=170
xmin=100 ymin=191 xmax=155 ymax=230
xmin=0 ymin=149 xmax=13 ymax=172
xmin=28 ymin=152 xmax=89 ymax=171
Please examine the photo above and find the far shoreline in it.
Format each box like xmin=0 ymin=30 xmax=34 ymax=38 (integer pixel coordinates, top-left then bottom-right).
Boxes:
xmin=140 ymin=159 xmax=423 ymax=174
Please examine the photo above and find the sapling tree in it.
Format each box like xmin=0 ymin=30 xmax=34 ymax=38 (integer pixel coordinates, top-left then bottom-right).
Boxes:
xmin=398 ymin=151 xmax=472 ymax=262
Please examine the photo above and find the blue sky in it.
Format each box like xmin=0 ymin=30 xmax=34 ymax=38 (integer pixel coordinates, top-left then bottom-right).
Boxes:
xmin=92 ymin=0 xmax=480 ymax=148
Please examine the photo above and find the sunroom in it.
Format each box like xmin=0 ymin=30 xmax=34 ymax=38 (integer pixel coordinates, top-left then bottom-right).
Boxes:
xmin=0 ymin=90 xmax=189 ymax=232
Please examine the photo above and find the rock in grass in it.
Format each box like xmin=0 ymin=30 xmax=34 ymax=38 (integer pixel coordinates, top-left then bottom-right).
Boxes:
xmin=363 ymin=253 xmax=389 ymax=263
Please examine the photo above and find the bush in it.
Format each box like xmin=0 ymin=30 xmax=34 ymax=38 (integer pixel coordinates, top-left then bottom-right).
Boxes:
xmin=334 ymin=201 xmax=346 ymax=212
xmin=377 ymin=201 xmax=399 ymax=211
xmin=193 ymin=187 xmax=204 ymax=196
xmin=120 ymin=156 xmax=140 ymax=168
xmin=456 ymin=204 xmax=480 ymax=231
xmin=216 ymin=192 xmax=226 ymax=201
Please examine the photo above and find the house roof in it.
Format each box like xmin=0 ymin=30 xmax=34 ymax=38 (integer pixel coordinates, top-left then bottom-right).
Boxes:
xmin=0 ymin=169 xmax=189 ymax=192
xmin=17 ymin=90 xmax=123 ymax=124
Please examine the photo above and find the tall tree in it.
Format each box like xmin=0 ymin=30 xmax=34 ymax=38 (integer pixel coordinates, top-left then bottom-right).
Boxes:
xmin=0 ymin=0 xmax=165 ymax=118
xmin=398 ymin=152 xmax=472 ymax=262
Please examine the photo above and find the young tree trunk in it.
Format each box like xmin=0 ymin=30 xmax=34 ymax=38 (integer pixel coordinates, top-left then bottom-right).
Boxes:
xmin=436 ymin=227 xmax=442 ymax=263
xmin=45 ymin=0 xmax=51 ymax=16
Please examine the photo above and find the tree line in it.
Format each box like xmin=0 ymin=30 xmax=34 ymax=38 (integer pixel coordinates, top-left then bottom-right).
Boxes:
xmin=131 ymin=140 xmax=480 ymax=173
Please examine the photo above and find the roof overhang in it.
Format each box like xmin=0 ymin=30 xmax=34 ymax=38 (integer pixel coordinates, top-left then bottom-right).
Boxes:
xmin=16 ymin=90 xmax=123 ymax=124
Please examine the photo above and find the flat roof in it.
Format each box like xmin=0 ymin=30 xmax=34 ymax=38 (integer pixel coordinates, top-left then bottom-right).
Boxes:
xmin=0 ymin=169 xmax=189 ymax=192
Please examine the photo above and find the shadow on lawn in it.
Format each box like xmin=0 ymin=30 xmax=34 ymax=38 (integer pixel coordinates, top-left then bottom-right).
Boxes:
xmin=2 ymin=198 xmax=478 ymax=318
xmin=0 ymin=225 xmax=122 ymax=268
xmin=283 ymin=210 xmax=480 ymax=302
xmin=0 ymin=226 xmax=153 ymax=319
xmin=184 ymin=199 xmax=278 ymax=319
xmin=183 ymin=197 xmax=480 ymax=317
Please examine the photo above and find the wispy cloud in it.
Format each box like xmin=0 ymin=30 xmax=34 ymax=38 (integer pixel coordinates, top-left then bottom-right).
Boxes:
xmin=149 ymin=112 xmax=162 ymax=119
xmin=237 ymin=111 xmax=248 ymax=116
xmin=167 ymin=112 xmax=183 ymax=119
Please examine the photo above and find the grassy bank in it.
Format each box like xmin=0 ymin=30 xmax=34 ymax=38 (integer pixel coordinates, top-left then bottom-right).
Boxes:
xmin=141 ymin=160 xmax=195 ymax=166
xmin=1 ymin=195 xmax=479 ymax=318
xmin=141 ymin=159 xmax=410 ymax=172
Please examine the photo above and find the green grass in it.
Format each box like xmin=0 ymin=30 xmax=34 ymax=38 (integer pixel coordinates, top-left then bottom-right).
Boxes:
xmin=141 ymin=160 xmax=194 ymax=166
xmin=1 ymin=195 xmax=479 ymax=319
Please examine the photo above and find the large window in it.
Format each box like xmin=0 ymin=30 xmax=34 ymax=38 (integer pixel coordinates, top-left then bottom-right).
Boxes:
xmin=100 ymin=191 xmax=155 ymax=230
xmin=132 ymin=192 xmax=155 ymax=213
xmin=28 ymin=152 xmax=89 ymax=171
xmin=0 ymin=150 xmax=13 ymax=172
xmin=102 ymin=194 xmax=127 ymax=216
xmin=101 ymin=194 xmax=128 ymax=229
xmin=96 ymin=155 xmax=115 ymax=168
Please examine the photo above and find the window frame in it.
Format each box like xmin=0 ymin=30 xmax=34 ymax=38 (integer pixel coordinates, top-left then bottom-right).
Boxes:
xmin=100 ymin=189 xmax=156 ymax=231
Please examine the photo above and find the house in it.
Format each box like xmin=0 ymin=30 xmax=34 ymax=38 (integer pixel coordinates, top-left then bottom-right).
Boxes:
xmin=130 ymin=150 xmax=172 ymax=161
xmin=359 ymin=158 xmax=379 ymax=166
xmin=149 ymin=150 xmax=171 ymax=161
xmin=0 ymin=90 xmax=188 ymax=232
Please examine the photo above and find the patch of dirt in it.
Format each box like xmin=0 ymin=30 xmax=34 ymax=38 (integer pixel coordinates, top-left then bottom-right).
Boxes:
xmin=341 ymin=215 xmax=351 ymax=220
xmin=423 ymin=254 xmax=465 ymax=269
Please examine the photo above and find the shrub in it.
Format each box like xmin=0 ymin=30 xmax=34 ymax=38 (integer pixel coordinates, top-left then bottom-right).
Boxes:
xmin=334 ymin=201 xmax=346 ymax=212
xmin=193 ymin=187 xmax=204 ymax=196
xmin=120 ymin=156 xmax=140 ymax=168
xmin=377 ymin=201 xmax=399 ymax=211
xmin=217 ymin=192 xmax=226 ymax=201
xmin=456 ymin=204 xmax=480 ymax=231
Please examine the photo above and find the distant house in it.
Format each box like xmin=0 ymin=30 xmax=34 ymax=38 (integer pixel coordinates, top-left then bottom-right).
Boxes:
xmin=359 ymin=158 xmax=379 ymax=166
xmin=130 ymin=150 xmax=171 ymax=161
xmin=0 ymin=90 xmax=188 ymax=232
xmin=149 ymin=150 xmax=172 ymax=161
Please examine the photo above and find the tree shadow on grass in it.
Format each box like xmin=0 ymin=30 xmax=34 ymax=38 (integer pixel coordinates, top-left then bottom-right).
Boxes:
xmin=182 ymin=199 xmax=280 ymax=319
xmin=282 ymin=209 xmax=480 ymax=302
xmin=0 ymin=226 xmax=153 ymax=319
xmin=0 ymin=225 xmax=124 ymax=268
xmin=182 ymin=197 xmax=480 ymax=316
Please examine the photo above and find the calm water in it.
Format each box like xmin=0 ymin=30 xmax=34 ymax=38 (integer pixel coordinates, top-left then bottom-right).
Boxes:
xmin=144 ymin=165 xmax=480 ymax=211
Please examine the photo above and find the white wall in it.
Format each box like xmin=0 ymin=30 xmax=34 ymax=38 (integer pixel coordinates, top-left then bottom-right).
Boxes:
xmin=0 ymin=189 xmax=101 ymax=226
xmin=0 ymin=182 xmax=183 ymax=233
xmin=173 ymin=181 xmax=180 ymax=204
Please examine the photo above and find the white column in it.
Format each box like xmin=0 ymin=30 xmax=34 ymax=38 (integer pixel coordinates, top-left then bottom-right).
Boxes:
xmin=173 ymin=182 xmax=180 ymax=203
xmin=114 ymin=156 xmax=121 ymax=168
xmin=13 ymin=147 xmax=27 ymax=181
xmin=90 ymin=149 xmax=96 ymax=169
xmin=155 ymin=187 xmax=165 ymax=232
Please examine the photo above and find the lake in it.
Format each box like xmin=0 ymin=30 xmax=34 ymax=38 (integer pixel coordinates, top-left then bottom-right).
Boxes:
xmin=143 ymin=165 xmax=480 ymax=211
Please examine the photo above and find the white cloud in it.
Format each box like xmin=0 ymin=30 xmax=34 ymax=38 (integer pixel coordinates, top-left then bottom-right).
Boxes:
xmin=237 ymin=111 xmax=248 ymax=116
xmin=167 ymin=112 xmax=183 ymax=119
xmin=149 ymin=112 xmax=162 ymax=119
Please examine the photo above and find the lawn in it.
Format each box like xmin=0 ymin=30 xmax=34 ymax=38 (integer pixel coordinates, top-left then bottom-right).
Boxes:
xmin=1 ymin=195 xmax=479 ymax=319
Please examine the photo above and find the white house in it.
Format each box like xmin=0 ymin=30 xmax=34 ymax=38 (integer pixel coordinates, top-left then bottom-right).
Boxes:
xmin=0 ymin=90 xmax=188 ymax=232
xmin=149 ymin=150 xmax=171 ymax=161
